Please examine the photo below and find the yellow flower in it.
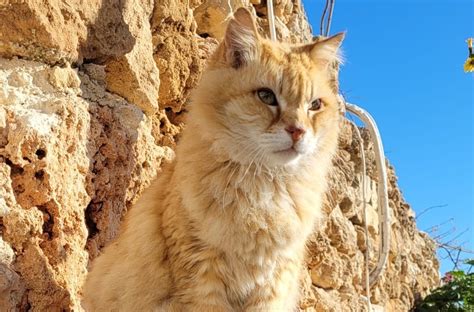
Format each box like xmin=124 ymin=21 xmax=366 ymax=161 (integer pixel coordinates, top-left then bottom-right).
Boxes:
xmin=464 ymin=58 xmax=474 ymax=72
xmin=465 ymin=38 xmax=474 ymax=73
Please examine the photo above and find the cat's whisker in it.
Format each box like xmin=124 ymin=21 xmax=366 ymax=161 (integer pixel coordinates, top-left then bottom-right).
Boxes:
xmin=252 ymin=148 xmax=267 ymax=179
xmin=260 ymin=152 xmax=270 ymax=177
xmin=240 ymin=146 xmax=263 ymax=182
xmin=222 ymin=161 xmax=242 ymax=210
xmin=236 ymin=142 xmax=258 ymax=160
xmin=251 ymin=148 xmax=267 ymax=181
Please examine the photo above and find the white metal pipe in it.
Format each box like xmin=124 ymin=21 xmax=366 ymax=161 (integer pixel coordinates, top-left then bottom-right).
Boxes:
xmin=345 ymin=103 xmax=391 ymax=286
xmin=266 ymin=0 xmax=277 ymax=41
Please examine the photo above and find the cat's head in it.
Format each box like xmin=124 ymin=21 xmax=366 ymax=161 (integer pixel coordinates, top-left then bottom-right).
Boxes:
xmin=191 ymin=8 xmax=344 ymax=168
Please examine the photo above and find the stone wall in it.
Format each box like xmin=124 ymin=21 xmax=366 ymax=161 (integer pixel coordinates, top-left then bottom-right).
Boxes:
xmin=0 ymin=0 xmax=439 ymax=311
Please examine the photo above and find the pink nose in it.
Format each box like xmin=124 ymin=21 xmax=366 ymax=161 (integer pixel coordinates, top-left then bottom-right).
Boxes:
xmin=285 ymin=125 xmax=306 ymax=142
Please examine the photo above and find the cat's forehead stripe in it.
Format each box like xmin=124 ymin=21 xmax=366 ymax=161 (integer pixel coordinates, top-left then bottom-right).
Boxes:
xmin=260 ymin=43 xmax=317 ymax=106
xmin=281 ymin=53 xmax=313 ymax=106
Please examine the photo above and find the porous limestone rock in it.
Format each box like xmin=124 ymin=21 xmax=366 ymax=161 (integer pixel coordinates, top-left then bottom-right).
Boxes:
xmin=0 ymin=0 xmax=136 ymax=64
xmin=194 ymin=0 xmax=250 ymax=39
xmin=0 ymin=58 xmax=171 ymax=310
xmin=0 ymin=1 xmax=439 ymax=311
xmin=104 ymin=0 xmax=160 ymax=114
xmin=151 ymin=0 xmax=206 ymax=112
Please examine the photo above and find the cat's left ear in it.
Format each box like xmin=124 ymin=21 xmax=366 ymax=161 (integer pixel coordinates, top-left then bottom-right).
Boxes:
xmin=306 ymin=32 xmax=345 ymax=66
xmin=224 ymin=8 xmax=260 ymax=69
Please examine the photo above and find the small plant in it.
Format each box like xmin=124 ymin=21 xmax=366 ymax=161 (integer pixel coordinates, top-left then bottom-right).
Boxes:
xmin=415 ymin=259 xmax=474 ymax=312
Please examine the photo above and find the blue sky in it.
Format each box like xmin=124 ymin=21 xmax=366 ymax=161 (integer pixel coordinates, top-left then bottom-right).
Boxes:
xmin=302 ymin=0 xmax=473 ymax=274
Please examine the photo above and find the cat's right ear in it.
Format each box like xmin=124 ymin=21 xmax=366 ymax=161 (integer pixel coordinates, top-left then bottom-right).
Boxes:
xmin=224 ymin=8 xmax=259 ymax=69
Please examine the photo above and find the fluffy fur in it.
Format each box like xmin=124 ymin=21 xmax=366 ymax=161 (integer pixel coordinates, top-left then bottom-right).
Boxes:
xmin=83 ymin=8 xmax=344 ymax=312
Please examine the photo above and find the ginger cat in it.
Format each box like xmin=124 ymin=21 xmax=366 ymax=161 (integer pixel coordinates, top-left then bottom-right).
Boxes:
xmin=83 ymin=8 xmax=344 ymax=312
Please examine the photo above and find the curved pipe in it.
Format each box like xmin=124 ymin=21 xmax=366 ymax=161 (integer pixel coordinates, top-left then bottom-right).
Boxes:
xmin=345 ymin=102 xmax=391 ymax=286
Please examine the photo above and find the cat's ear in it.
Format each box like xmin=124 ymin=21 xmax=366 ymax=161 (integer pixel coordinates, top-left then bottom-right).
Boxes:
xmin=224 ymin=8 xmax=260 ymax=69
xmin=307 ymin=32 xmax=345 ymax=66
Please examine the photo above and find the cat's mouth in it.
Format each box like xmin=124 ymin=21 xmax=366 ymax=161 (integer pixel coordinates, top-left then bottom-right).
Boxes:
xmin=274 ymin=146 xmax=300 ymax=157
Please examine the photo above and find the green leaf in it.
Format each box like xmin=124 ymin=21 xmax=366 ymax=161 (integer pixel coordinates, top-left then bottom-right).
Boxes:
xmin=465 ymin=259 xmax=474 ymax=266
xmin=450 ymin=271 xmax=466 ymax=279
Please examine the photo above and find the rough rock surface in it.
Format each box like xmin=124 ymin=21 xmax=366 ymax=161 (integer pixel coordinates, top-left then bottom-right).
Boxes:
xmin=104 ymin=0 xmax=160 ymax=114
xmin=0 ymin=1 xmax=136 ymax=65
xmin=0 ymin=0 xmax=439 ymax=311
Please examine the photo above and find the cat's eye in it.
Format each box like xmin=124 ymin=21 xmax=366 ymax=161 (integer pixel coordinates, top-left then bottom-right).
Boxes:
xmin=309 ymin=99 xmax=323 ymax=111
xmin=257 ymin=88 xmax=278 ymax=106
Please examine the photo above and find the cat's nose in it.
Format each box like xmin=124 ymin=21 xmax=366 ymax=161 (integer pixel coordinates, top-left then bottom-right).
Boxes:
xmin=285 ymin=125 xmax=306 ymax=142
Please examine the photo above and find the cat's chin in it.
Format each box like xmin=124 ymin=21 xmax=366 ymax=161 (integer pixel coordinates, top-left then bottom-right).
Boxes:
xmin=270 ymin=147 xmax=302 ymax=166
